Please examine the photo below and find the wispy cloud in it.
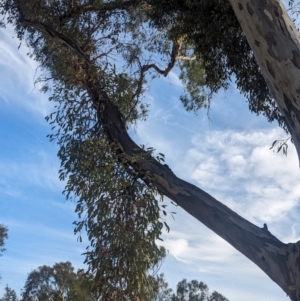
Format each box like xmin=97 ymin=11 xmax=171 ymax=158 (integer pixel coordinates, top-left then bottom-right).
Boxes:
xmin=180 ymin=128 xmax=300 ymax=229
xmin=0 ymin=217 xmax=87 ymax=296
xmin=0 ymin=152 xmax=62 ymax=193
xmin=0 ymin=25 xmax=53 ymax=117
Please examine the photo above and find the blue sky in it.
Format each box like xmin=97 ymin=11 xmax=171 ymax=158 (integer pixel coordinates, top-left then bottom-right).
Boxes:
xmin=1 ymin=1 xmax=300 ymax=300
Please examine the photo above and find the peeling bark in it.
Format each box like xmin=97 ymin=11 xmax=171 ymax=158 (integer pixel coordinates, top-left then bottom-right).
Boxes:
xmin=228 ymin=0 xmax=300 ymax=165
xmin=19 ymin=8 xmax=300 ymax=301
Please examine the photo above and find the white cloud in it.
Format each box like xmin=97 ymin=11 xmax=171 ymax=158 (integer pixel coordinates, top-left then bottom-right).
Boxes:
xmin=0 ymin=25 xmax=53 ymax=117
xmin=285 ymin=223 xmax=300 ymax=241
xmin=161 ymin=228 xmax=238 ymax=266
xmin=180 ymin=128 xmax=300 ymax=228
xmin=0 ymin=153 xmax=62 ymax=193
xmin=164 ymin=238 xmax=189 ymax=262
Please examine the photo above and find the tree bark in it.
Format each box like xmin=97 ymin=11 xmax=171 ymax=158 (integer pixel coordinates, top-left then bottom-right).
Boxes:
xmin=228 ymin=0 xmax=300 ymax=164
xmin=19 ymin=4 xmax=300 ymax=300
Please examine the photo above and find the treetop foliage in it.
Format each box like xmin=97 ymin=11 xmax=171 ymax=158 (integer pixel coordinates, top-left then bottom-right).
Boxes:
xmin=0 ymin=0 xmax=288 ymax=299
xmin=0 ymin=285 xmax=18 ymax=301
xmin=146 ymin=0 xmax=285 ymax=127
xmin=0 ymin=224 xmax=8 ymax=283
xmin=20 ymin=261 xmax=98 ymax=301
xmin=0 ymin=225 xmax=8 ymax=257
xmin=0 ymin=260 xmax=230 ymax=301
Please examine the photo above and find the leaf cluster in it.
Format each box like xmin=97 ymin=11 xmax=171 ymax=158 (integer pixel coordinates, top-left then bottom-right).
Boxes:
xmin=45 ymin=83 xmax=168 ymax=301
xmin=270 ymin=137 xmax=291 ymax=156
xmin=0 ymin=286 xmax=18 ymax=301
xmin=62 ymin=134 xmax=167 ymax=300
xmin=146 ymin=0 xmax=287 ymax=129
xmin=0 ymin=224 xmax=8 ymax=256
xmin=41 ymin=67 xmax=168 ymax=300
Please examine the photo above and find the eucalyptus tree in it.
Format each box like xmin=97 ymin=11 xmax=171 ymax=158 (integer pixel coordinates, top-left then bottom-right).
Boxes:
xmin=0 ymin=224 xmax=8 ymax=282
xmin=0 ymin=225 xmax=8 ymax=257
xmin=20 ymin=262 xmax=99 ymax=301
xmin=1 ymin=0 xmax=300 ymax=300
xmin=172 ymin=279 xmax=229 ymax=301
xmin=21 ymin=262 xmax=75 ymax=301
xmin=148 ymin=273 xmax=173 ymax=301
xmin=0 ymin=285 xmax=18 ymax=301
xmin=149 ymin=275 xmax=229 ymax=301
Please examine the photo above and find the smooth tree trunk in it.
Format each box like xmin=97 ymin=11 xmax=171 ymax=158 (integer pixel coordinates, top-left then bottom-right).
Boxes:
xmin=228 ymin=0 xmax=300 ymax=163
xmin=19 ymin=0 xmax=300 ymax=300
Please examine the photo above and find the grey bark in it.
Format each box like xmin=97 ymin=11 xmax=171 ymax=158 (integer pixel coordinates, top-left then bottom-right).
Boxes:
xmin=228 ymin=0 xmax=300 ymax=163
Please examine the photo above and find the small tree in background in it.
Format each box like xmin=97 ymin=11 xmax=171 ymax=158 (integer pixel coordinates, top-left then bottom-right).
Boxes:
xmin=0 ymin=225 xmax=8 ymax=283
xmin=20 ymin=262 xmax=98 ymax=301
xmin=173 ymin=279 xmax=228 ymax=301
xmin=0 ymin=285 xmax=18 ymax=301
xmin=0 ymin=225 xmax=8 ymax=257
xmin=149 ymin=275 xmax=229 ymax=301
xmin=20 ymin=262 xmax=229 ymax=301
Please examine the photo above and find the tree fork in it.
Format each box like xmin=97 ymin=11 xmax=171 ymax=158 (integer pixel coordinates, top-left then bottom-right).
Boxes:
xmin=228 ymin=0 xmax=300 ymax=164
xmin=20 ymin=11 xmax=300 ymax=301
